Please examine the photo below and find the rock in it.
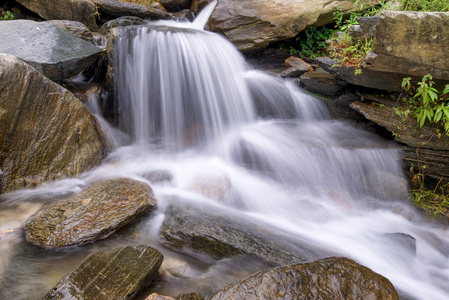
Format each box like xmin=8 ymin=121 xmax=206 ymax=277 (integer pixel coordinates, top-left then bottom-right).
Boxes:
xmin=364 ymin=170 xmax=409 ymax=200
xmin=159 ymin=0 xmax=191 ymax=12
xmin=299 ymin=69 xmax=344 ymax=97
xmin=190 ymin=0 xmax=212 ymax=14
xmin=0 ymin=20 xmax=102 ymax=82
xmin=186 ymin=172 xmax=231 ymax=201
xmin=95 ymin=0 xmax=172 ymax=20
xmin=146 ymin=293 xmax=175 ymax=300
xmin=15 ymin=0 xmax=98 ymax=31
xmin=207 ymin=0 xmax=381 ymax=52
xmin=384 ymin=232 xmax=416 ymax=256
xmin=159 ymin=202 xmax=328 ymax=266
xmin=24 ymin=178 xmax=156 ymax=248
xmin=350 ymin=101 xmax=449 ymax=184
xmin=99 ymin=16 xmax=148 ymax=36
xmin=0 ymin=54 xmax=106 ymax=193
xmin=316 ymin=57 xmax=405 ymax=92
xmin=44 ymin=245 xmax=163 ymax=300
xmin=365 ymin=11 xmax=449 ymax=82
xmin=349 ymin=16 xmax=379 ymax=42
xmin=45 ymin=20 xmax=93 ymax=43
xmin=173 ymin=9 xmax=194 ymax=22
xmin=209 ymin=257 xmax=399 ymax=300
xmin=175 ymin=293 xmax=205 ymax=300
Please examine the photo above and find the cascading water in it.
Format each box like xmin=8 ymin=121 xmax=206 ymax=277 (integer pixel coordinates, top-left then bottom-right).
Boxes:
xmin=1 ymin=2 xmax=449 ymax=299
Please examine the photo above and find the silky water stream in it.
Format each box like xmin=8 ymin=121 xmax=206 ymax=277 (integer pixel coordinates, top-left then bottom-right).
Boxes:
xmin=1 ymin=3 xmax=449 ymax=299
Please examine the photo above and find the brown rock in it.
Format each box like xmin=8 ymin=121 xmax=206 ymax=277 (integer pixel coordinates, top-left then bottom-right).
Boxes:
xmin=210 ymin=257 xmax=399 ymax=300
xmin=146 ymin=293 xmax=175 ymax=300
xmin=0 ymin=54 xmax=106 ymax=193
xmin=44 ymin=245 xmax=163 ymax=300
xmin=24 ymin=178 xmax=156 ymax=248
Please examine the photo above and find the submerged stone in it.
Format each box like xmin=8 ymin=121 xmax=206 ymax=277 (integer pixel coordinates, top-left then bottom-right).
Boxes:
xmin=44 ymin=245 xmax=163 ymax=300
xmin=0 ymin=20 xmax=102 ymax=81
xmin=0 ymin=54 xmax=106 ymax=193
xmin=159 ymin=202 xmax=329 ymax=266
xmin=209 ymin=257 xmax=399 ymax=300
xmin=24 ymin=178 xmax=156 ymax=248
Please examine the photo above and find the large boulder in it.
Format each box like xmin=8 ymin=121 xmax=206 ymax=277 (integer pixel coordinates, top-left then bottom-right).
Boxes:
xmin=44 ymin=245 xmax=163 ymax=300
xmin=159 ymin=202 xmax=329 ymax=266
xmin=45 ymin=20 xmax=94 ymax=42
xmin=365 ymin=11 xmax=449 ymax=82
xmin=0 ymin=54 xmax=106 ymax=193
xmin=24 ymin=178 xmax=156 ymax=248
xmin=15 ymin=0 xmax=98 ymax=31
xmin=159 ymin=0 xmax=191 ymax=12
xmin=95 ymin=0 xmax=172 ymax=20
xmin=0 ymin=20 xmax=103 ymax=82
xmin=207 ymin=0 xmax=382 ymax=52
xmin=209 ymin=257 xmax=399 ymax=300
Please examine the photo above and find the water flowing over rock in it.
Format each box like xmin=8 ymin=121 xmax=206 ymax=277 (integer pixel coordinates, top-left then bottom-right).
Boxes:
xmin=209 ymin=257 xmax=399 ymax=300
xmin=96 ymin=0 xmax=173 ymax=20
xmin=207 ymin=0 xmax=382 ymax=52
xmin=0 ymin=54 xmax=105 ymax=193
xmin=159 ymin=202 xmax=328 ymax=265
xmin=15 ymin=0 xmax=98 ymax=31
xmin=44 ymin=245 xmax=163 ymax=300
xmin=24 ymin=178 xmax=156 ymax=248
xmin=0 ymin=20 xmax=103 ymax=82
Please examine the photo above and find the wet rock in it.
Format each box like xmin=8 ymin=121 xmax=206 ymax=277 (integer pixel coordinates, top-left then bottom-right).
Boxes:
xmin=186 ymin=173 xmax=231 ymax=201
xmin=99 ymin=16 xmax=148 ymax=36
xmin=159 ymin=0 xmax=191 ymax=12
xmin=209 ymin=256 xmax=399 ymax=300
xmin=175 ymin=293 xmax=205 ymax=300
xmin=0 ymin=20 xmax=102 ymax=82
xmin=95 ymin=0 xmax=172 ymax=20
xmin=44 ymin=245 xmax=163 ymax=300
xmin=364 ymin=170 xmax=409 ymax=200
xmin=142 ymin=170 xmax=173 ymax=183
xmin=15 ymin=0 xmax=98 ymax=31
xmin=146 ymin=293 xmax=175 ymax=300
xmin=45 ymin=20 xmax=93 ymax=43
xmin=299 ymin=69 xmax=344 ymax=97
xmin=281 ymin=57 xmax=312 ymax=78
xmin=159 ymin=202 xmax=328 ymax=266
xmin=0 ymin=54 xmax=106 ymax=192
xmin=173 ymin=9 xmax=194 ymax=22
xmin=208 ymin=0 xmax=381 ymax=52
xmin=24 ymin=178 xmax=156 ymax=248
xmin=190 ymin=0 xmax=212 ymax=15
xmin=350 ymin=101 xmax=449 ymax=184
xmin=385 ymin=233 xmax=416 ymax=256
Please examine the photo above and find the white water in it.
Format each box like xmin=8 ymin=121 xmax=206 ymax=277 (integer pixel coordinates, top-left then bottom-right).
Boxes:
xmin=1 ymin=2 xmax=449 ymax=299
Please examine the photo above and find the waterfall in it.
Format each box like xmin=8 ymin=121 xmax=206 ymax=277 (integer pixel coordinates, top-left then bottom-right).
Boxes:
xmin=1 ymin=2 xmax=448 ymax=300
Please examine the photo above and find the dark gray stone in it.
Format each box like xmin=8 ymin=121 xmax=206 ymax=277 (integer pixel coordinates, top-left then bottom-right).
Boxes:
xmin=99 ymin=16 xmax=148 ymax=36
xmin=0 ymin=20 xmax=102 ymax=81
xmin=159 ymin=202 xmax=329 ymax=266
xmin=299 ymin=69 xmax=344 ymax=97
xmin=96 ymin=0 xmax=172 ymax=20
xmin=45 ymin=20 xmax=93 ymax=42
xmin=44 ymin=245 xmax=163 ymax=300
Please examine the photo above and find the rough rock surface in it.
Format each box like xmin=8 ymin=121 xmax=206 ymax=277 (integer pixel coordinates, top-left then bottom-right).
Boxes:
xmin=96 ymin=0 xmax=172 ymax=20
xmin=15 ymin=0 xmax=98 ymax=31
xmin=351 ymin=100 xmax=449 ymax=184
xmin=45 ymin=20 xmax=94 ymax=42
xmin=159 ymin=0 xmax=191 ymax=12
xmin=366 ymin=11 xmax=449 ymax=81
xmin=159 ymin=202 xmax=328 ymax=265
xmin=44 ymin=245 xmax=163 ymax=300
xmin=299 ymin=69 xmax=344 ymax=97
xmin=0 ymin=20 xmax=102 ymax=81
xmin=209 ymin=257 xmax=399 ymax=300
xmin=207 ymin=0 xmax=381 ymax=52
xmin=0 ymin=54 xmax=105 ymax=193
xmin=24 ymin=178 xmax=156 ymax=248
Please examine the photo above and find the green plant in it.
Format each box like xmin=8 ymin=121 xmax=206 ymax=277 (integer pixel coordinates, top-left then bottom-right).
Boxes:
xmin=401 ymin=74 xmax=449 ymax=134
xmin=399 ymin=0 xmax=449 ymax=12
xmin=0 ymin=10 xmax=14 ymax=20
xmin=329 ymin=35 xmax=373 ymax=74
xmin=280 ymin=25 xmax=334 ymax=58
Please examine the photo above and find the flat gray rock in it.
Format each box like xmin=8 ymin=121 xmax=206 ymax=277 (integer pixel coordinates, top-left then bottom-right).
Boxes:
xmin=0 ymin=20 xmax=102 ymax=81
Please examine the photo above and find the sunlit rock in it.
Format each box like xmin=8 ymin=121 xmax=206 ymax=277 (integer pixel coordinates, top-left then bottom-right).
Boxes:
xmin=0 ymin=20 xmax=102 ymax=81
xmin=45 ymin=20 xmax=94 ymax=42
xmin=44 ymin=245 xmax=163 ymax=300
xmin=209 ymin=257 xmax=399 ymax=299
xmin=95 ymin=0 xmax=172 ymax=20
xmin=24 ymin=178 xmax=156 ymax=248
xmin=146 ymin=293 xmax=175 ymax=300
xmin=0 ymin=54 xmax=106 ymax=193
xmin=208 ymin=0 xmax=381 ymax=52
